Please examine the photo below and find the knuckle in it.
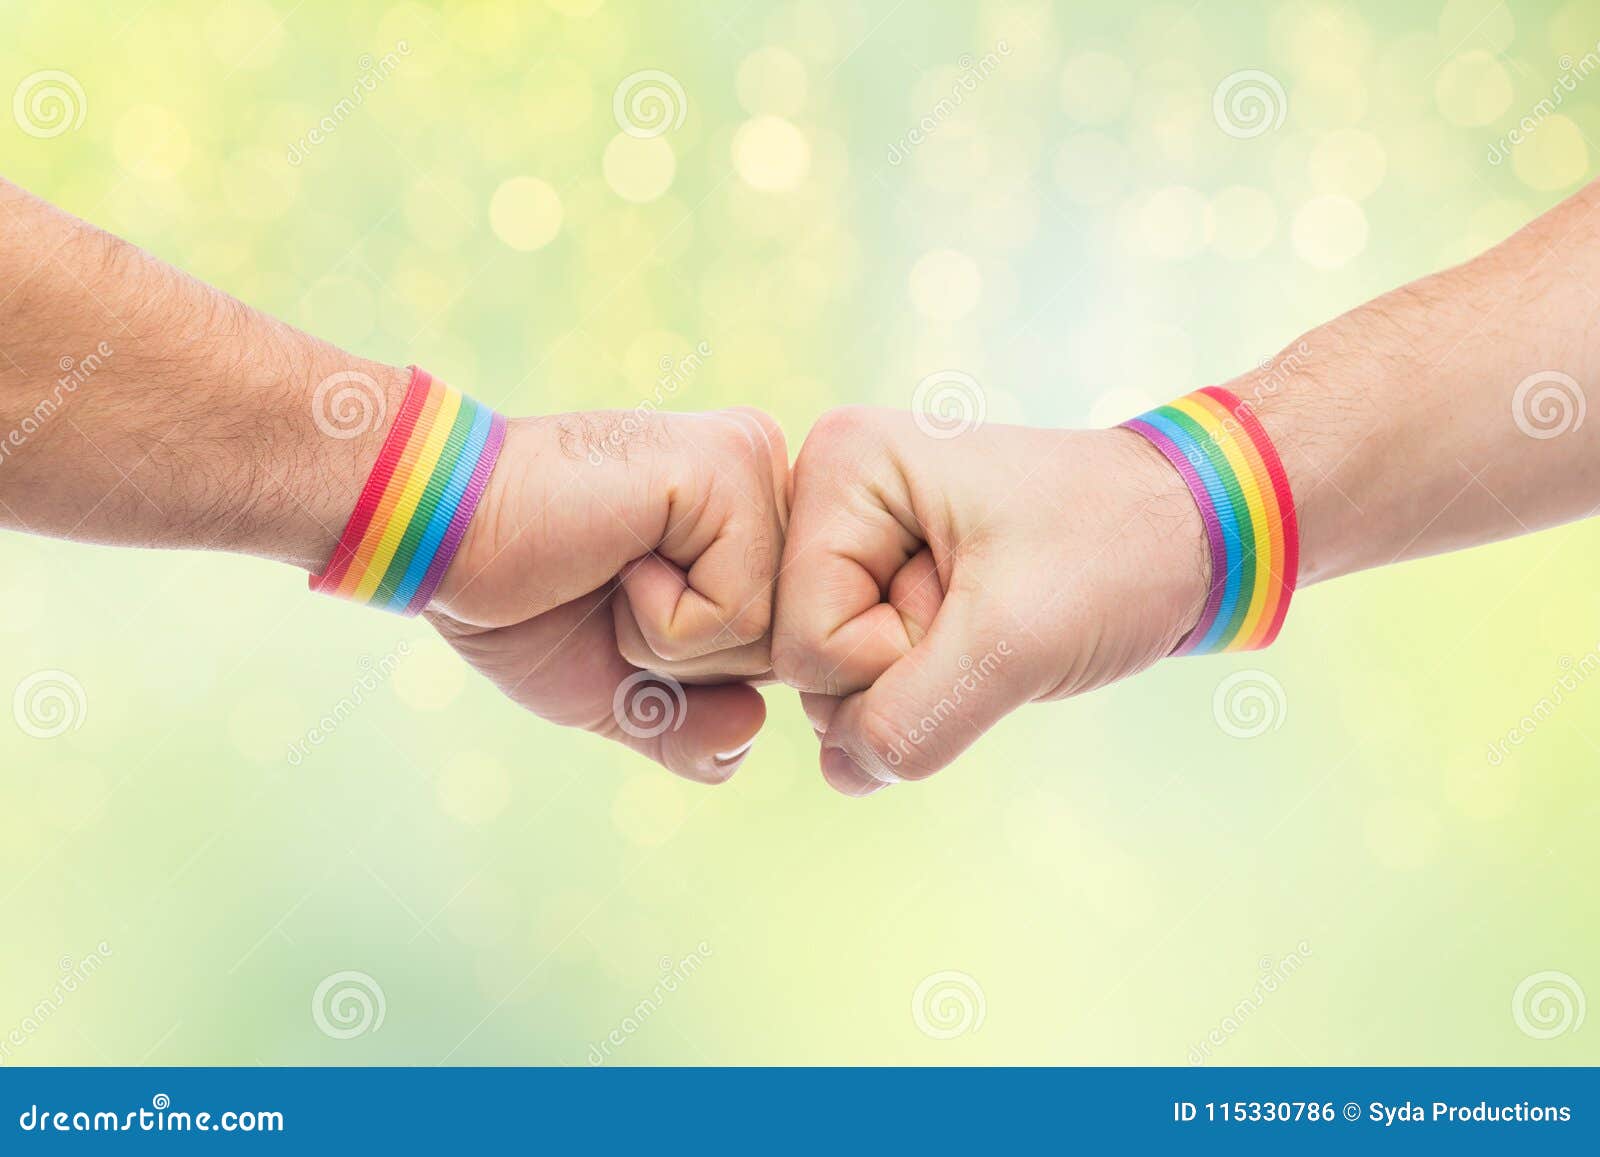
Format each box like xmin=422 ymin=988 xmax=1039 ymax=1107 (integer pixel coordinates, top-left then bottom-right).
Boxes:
xmin=614 ymin=630 xmax=656 ymax=670
xmin=728 ymin=406 xmax=787 ymax=457
xmin=646 ymin=627 xmax=703 ymax=663
xmin=770 ymin=633 xmax=841 ymax=696
xmin=728 ymin=598 xmax=773 ymax=646
xmin=809 ymin=405 xmax=877 ymax=442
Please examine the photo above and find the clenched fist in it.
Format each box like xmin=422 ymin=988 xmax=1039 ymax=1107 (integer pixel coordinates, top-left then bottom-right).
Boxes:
xmin=429 ymin=407 xmax=790 ymax=784
xmin=772 ymin=408 xmax=1210 ymax=796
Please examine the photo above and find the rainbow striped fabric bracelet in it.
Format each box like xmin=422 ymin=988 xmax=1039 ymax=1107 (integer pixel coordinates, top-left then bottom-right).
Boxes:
xmin=1122 ymin=386 xmax=1299 ymax=654
xmin=310 ymin=366 xmax=506 ymax=616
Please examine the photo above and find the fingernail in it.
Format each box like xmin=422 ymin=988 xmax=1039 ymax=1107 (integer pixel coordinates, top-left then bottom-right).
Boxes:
xmin=821 ymin=746 xmax=889 ymax=797
xmin=712 ymin=740 xmax=755 ymax=775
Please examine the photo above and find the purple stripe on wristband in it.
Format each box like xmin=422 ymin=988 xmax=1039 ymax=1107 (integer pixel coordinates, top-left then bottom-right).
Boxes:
xmin=403 ymin=410 xmax=508 ymax=616
xmin=1123 ymin=418 xmax=1226 ymax=656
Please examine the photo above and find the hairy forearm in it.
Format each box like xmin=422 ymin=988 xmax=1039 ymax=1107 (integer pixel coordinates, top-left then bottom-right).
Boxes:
xmin=1232 ymin=180 xmax=1600 ymax=587
xmin=0 ymin=177 xmax=406 ymax=571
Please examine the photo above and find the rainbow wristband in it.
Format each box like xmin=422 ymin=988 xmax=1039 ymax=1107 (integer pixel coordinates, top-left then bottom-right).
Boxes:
xmin=1122 ymin=386 xmax=1298 ymax=655
xmin=310 ymin=366 xmax=506 ymax=616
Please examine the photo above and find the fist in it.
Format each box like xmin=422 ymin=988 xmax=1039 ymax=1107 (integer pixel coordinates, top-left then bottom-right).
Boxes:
xmin=429 ymin=406 xmax=789 ymax=784
xmin=773 ymin=407 xmax=1209 ymax=796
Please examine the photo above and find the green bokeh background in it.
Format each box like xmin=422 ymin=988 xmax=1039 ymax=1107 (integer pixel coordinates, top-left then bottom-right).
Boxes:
xmin=3 ymin=0 xmax=1599 ymax=1065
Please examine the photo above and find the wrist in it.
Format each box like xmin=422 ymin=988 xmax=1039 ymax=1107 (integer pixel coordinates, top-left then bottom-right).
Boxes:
xmin=1104 ymin=426 xmax=1212 ymax=649
xmin=305 ymin=366 xmax=507 ymax=616
xmin=1118 ymin=385 xmax=1300 ymax=654
xmin=228 ymin=352 xmax=413 ymax=573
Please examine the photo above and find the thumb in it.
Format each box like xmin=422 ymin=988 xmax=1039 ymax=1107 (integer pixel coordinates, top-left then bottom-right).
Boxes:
xmin=820 ymin=590 xmax=1030 ymax=794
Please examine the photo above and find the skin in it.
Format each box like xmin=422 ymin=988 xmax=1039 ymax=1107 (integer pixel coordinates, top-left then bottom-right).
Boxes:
xmin=6 ymin=173 xmax=1600 ymax=797
xmin=774 ymin=181 xmax=1600 ymax=794
xmin=0 ymin=177 xmax=784 ymax=785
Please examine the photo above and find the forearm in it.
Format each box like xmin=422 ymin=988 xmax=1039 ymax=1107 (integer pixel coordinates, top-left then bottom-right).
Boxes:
xmin=0 ymin=177 xmax=406 ymax=571
xmin=1235 ymin=180 xmax=1600 ymax=587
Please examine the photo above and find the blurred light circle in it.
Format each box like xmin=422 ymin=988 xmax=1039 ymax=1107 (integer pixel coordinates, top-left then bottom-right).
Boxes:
xmin=523 ymin=60 xmax=593 ymax=135
xmin=732 ymin=115 xmax=811 ymax=191
xmin=114 ymin=105 xmax=191 ymax=180
xmin=912 ymin=133 xmax=991 ymax=198
xmin=489 ymin=176 xmax=564 ymax=250
xmin=736 ymin=46 xmax=809 ymax=116
xmin=205 ymin=0 xmax=284 ymax=71
xmin=1308 ymin=129 xmax=1387 ymax=200
xmin=392 ymin=637 xmax=467 ymax=711
xmin=403 ymin=177 xmax=476 ymax=249
xmin=908 ymin=249 xmax=983 ymax=321
xmin=1512 ymin=114 xmax=1589 ymax=191
xmin=437 ymin=751 xmax=512 ymax=825
xmin=1434 ymin=51 xmax=1513 ymax=126
xmin=1054 ymin=131 xmax=1129 ymax=205
xmin=1292 ymin=194 xmax=1368 ymax=269
xmin=603 ymin=132 xmax=676 ymax=202
xmin=445 ymin=875 xmax=518 ymax=948
xmin=1293 ymin=66 xmax=1368 ymax=129
xmin=969 ymin=183 xmax=1039 ymax=251
xmin=612 ymin=773 xmax=688 ymax=846
xmin=1277 ymin=3 xmax=1372 ymax=74
xmin=221 ymin=148 xmax=299 ymax=221
xmin=546 ymin=0 xmax=604 ymax=15
xmin=298 ymin=276 xmax=376 ymax=344
xmin=1089 ymin=386 xmax=1160 ymax=429
xmin=1059 ymin=51 xmax=1132 ymax=125
xmin=1439 ymin=0 xmax=1515 ymax=53
xmin=1210 ymin=185 xmax=1278 ymax=261
xmin=1140 ymin=185 xmax=1213 ymax=262
xmin=1465 ymin=197 xmax=1534 ymax=252
xmin=1365 ymin=798 xmax=1440 ymax=870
